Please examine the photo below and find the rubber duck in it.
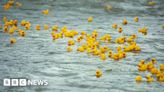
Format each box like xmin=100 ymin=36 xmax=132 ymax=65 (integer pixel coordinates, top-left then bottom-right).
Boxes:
xmin=160 ymin=64 xmax=164 ymax=71
xmin=52 ymin=25 xmax=58 ymax=31
xmin=135 ymin=75 xmax=142 ymax=82
xmin=42 ymin=9 xmax=49 ymax=15
xmin=88 ymin=16 xmax=93 ymax=22
xmin=99 ymin=53 xmax=106 ymax=61
xmin=15 ymin=2 xmax=22 ymax=8
xmin=35 ymin=24 xmax=40 ymax=30
xmin=18 ymin=29 xmax=26 ymax=37
xmin=10 ymin=38 xmax=16 ymax=44
xmin=150 ymin=68 xmax=159 ymax=75
xmin=148 ymin=1 xmax=156 ymax=6
xmin=138 ymin=27 xmax=148 ymax=35
xmin=146 ymin=75 xmax=154 ymax=83
xmin=122 ymin=19 xmax=128 ymax=25
xmin=81 ymin=31 xmax=87 ymax=36
xmin=96 ymin=69 xmax=102 ymax=78
xmin=138 ymin=60 xmax=145 ymax=67
xmin=44 ymin=24 xmax=49 ymax=30
xmin=67 ymin=46 xmax=72 ymax=52
xmin=3 ymin=16 xmax=8 ymax=23
xmin=77 ymin=46 xmax=85 ymax=52
xmin=104 ymin=4 xmax=112 ymax=11
xmin=147 ymin=62 xmax=154 ymax=71
xmin=134 ymin=17 xmax=139 ymax=22
xmin=161 ymin=24 xmax=164 ymax=29
xmin=9 ymin=26 xmax=17 ymax=35
xmin=108 ymin=50 xmax=112 ymax=58
xmin=138 ymin=64 xmax=147 ymax=72
xmin=118 ymin=27 xmax=123 ymax=33
xmin=151 ymin=58 xmax=157 ymax=64
xmin=112 ymin=23 xmax=117 ymax=29
xmin=100 ymin=46 xmax=109 ymax=53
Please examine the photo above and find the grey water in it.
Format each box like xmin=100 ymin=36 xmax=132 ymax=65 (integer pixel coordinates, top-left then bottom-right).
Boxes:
xmin=0 ymin=0 xmax=164 ymax=92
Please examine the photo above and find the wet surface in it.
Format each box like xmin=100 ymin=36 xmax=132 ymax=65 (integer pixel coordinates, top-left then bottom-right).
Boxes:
xmin=0 ymin=0 xmax=164 ymax=92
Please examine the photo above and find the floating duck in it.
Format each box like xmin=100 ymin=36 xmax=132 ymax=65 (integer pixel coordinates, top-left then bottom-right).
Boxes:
xmin=151 ymin=58 xmax=157 ymax=64
xmin=68 ymin=40 xmax=75 ymax=46
xmin=88 ymin=16 xmax=93 ymax=22
xmin=44 ymin=24 xmax=49 ymax=30
xmin=18 ymin=29 xmax=26 ymax=37
xmin=146 ymin=75 xmax=154 ymax=83
xmin=77 ymin=46 xmax=85 ymax=52
xmin=104 ymin=4 xmax=112 ymax=12
xmin=148 ymin=1 xmax=156 ymax=6
xmin=134 ymin=17 xmax=139 ymax=22
xmin=42 ymin=9 xmax=49 ymax=15
xmin=15 ymin=2 xmax=22 ymax=8
xmin=96 ymin=69 xmax=102 ymax=78
xmin=67 ymin=46 xmax=72 ymax=52
xmin=138 ymin=60 xmax=145 ymax=67
xmin=35 ymin=24 xmax=40 ymax=30
xmin=118 ymin=27 xmax=123 ymax=33
xmin=112 ymin=23 xmax=117 ymax=29
xmin=99 ymin=53 xmax=106 ymax=61
xmin=122 ymin=19 xmax=128 ymax=25
xmin=161 ymin=24 xmax=164 ymax=29
xmin=10 ymin=38 xmax=16 ymax=44
xmin=52 ymin=25 xmax=58 ymax=31
xmin=138 ymin=27 xmax=148 ymax=35
xmin=138 ymin=64 xmax=147 ymax=72
xmin=135 ymin=75 xmax=142 ymax=82
xmin=160 ymin=64 xmax=164 ymax=71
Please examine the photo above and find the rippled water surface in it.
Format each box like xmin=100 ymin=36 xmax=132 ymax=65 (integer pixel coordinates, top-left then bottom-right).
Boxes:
xmin=0 ymin=0 xmax=164 ymax=92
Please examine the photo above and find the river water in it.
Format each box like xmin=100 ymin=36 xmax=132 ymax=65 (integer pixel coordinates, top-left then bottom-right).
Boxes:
xmin=0 ymin=0 xmax=164 ymax=92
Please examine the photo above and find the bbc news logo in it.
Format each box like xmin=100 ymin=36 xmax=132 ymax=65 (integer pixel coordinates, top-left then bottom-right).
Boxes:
xmin=3 ymin=79 xmax=48 ymax=86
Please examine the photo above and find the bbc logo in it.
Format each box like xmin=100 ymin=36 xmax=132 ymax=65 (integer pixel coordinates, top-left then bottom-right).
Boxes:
xmin=3 ymin=79 xmax=27 ymax=86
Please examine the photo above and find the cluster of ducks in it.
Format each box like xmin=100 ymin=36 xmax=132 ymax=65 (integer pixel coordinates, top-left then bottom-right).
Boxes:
xmin=1 ymin=0 xmax=164 ymax=80
xmin=3 ymin=0 xmax=22 ymax=10
xmin=2 ymin=16 xmax=32 ymax=44
xmin=135 ymin=58 xmax=164 ymax=82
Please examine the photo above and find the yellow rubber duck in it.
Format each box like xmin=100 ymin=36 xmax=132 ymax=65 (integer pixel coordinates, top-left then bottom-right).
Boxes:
xmin=88 ymin=16 xmax=93 ymax=22
xmin=118 ymin=27 xmax=123 ymax=33
xmin=15 ymin=2 xmax=22 ymax=8
xmin=135 ymin=75 xmax=142 ymax=82
xmin=147 ymin=62 xmax=154 ymax=71
xmin=35 ymin=24 xmax=41 ymax=30
xmin=151 ymin=58 xmax=157 ymax=64
xmin=108 ymin=50 xmax=112 ymax=58
xmin=68 ymin=40 xmax=75 ymax=46
xmin=18 ymin=30 xmax=26 ymax=37
xmin=44 ymin=24 xmax=49 ymax=30
xmin=104 ymin=4 xmax=112 ymax=11
xmin=160 ymin=64 xmax=164 ymax=71
xmin=134 ymin=17 xmax=139 ymax=22
xmin=67 ymin=46 xmax=72 ymax=52
xmin=112 ymin=23 xmax=117 ymax=29
xmin=96 ymin=69 xmax=102 ymax=78
xmin=10 ymin=38 xmax=16 ymax=44
xmin=146 ymin=75 xmax=154 ymax=83
xmin=52 ymin=25 xmax=58 ymax=31
xmin=148 ymin=1 xmax=156 ymax=6
xmin=99 ymin=53 xmax=106 ymax=61
xmin=150 ymin=68 xmax=159 ymax=75
xmin=138 ymin=60 xmax=145 ymax=67
xmin=42 ymin=9 xmax=49 ymax=15
xmin=77 ymin=46 xmax=85 ymax=52
xmin=122 ymin=19 xmax=128 ymax=25
xmin=138 ymin=27 xmax=148 ymax=35
xmin=161 ymin=24 xmax=164 ymax=29
xmin=138 ymin=64 xmax=147 ymax=72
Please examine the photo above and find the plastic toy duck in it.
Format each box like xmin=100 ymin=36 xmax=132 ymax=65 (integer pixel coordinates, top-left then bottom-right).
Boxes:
xmin=10 ymin=38 xmax=16 ymax=44
xmin=42 ymin=9 xmax=49 ymax=15
xmin=146 ymin=75 xmax=154 ymax=83
xmin=135 ymin=75 xmax=142 ymax=82
xmin=115 ymin=37 xmax=126 ymax=44
xmin=100 ymin=46 xmax=109 ymax=53
xmin=161 ymin=24 xmax=164 ymax=29
xmin=88 ymin=16 xmax=93 ymax=22
xmin=15 ymin=2 xmax=22 ymax=8
xmin=3 ymin=16 xmax=8 ymax=23
xmin=160 ymin=64 xmax=164 ymax=71
xmin=67 ymin=46 xmax=72 ymax=52
xmin=77 ymin=46 xmax=85 ymax=52
xmin=150 ymin=68 xmax=159 ymax=75
xmin=81 ymin=31 xmax=87 ymax=36
xmin=122 ymin=19 xmax=128 ymax=25
xmin=104 ymin=4 xmax=112 ymax=11
xmin=100 ymin=34 xmax=112 ymax=43
xmin=134 ymin=17 xmax=139 ymax=22
xmin=147 ymin=62 xmax=154 ymax=71
xmin=112 ymin=23 xmax=117 ymax=29
xmin=9 ymin=26 xmax=17 ymax=35
xmin=99 ymin=53 xmax=106 ymax=61
xmin=148 ymin=1 xmax=156 ymax=6
xmin=151 ymin=58 xmax=157 ymax=64
xmin=35 ymin=24 xmax=41 ymax=30
xmin=52 ymin=25 xmax=58 ymax=31
xmin=118 ymin=27 xmax=123 ymax=33
xmin=44 ymin=24 xmax=49 ymax=30
xmin=138 ymin=60 xmax=145 ymax=67
xmin=112 ymin=53 xmax=119 ymax=61
xmin=96 ymin=69 xmax=102 ymax=78
xmin=18 ymin=30 xmax=26 ymax=37
xmin=138 ymin=27 xmax=148 ymax=35
xmin=108 ymin=50 xmax=112 ymax=58
xmin=68 ymin=40 xmax=75 ymax=46
xmin=138 ymin=64 xmax=147 ymax=72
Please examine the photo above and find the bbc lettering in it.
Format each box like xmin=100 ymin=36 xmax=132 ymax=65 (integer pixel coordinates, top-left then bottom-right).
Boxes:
xmin=3 ymin=79 xmax=48 ymax=86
